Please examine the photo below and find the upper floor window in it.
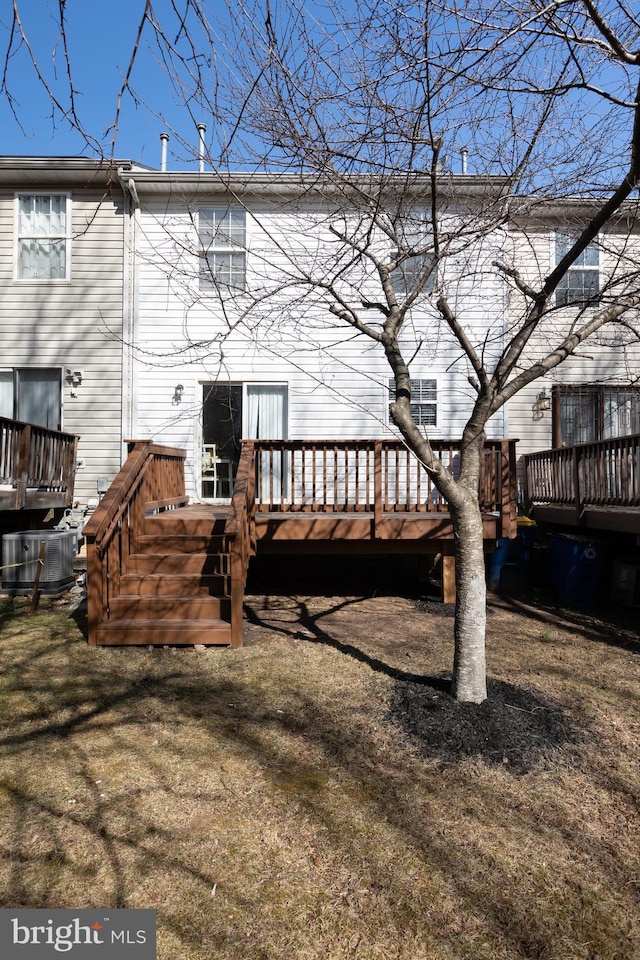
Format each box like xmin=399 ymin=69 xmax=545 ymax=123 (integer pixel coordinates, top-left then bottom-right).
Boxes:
xmin=16 ymin=194 xmax=70 ymax=281
xmin=388 ymin=378 xmax=437 ymax=427
xmin=555 ymin=232 xmax=599 ymax=307
xmin=199 ymin=206 xmax=246 ymax=292
xmin=390 ymin=216 xmax=436 ymax=296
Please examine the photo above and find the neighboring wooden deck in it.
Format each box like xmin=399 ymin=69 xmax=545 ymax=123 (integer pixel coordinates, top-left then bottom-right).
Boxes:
xmin=0 ymin=416 xmax=78 ymax=511
xmin=85 ymin=438 xmax=518 ymax=647
xmin=525 ymin=434 xmax=640 ymax=534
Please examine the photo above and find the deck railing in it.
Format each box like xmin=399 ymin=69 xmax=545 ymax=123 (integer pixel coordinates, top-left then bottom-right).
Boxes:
xmin=525 ymin=434 xmax=640 ymax=511
xmin=253 ymin=438 xmax=516 ymax=526
xmin=84 ymin=441 xmax=187 ymax=645
xmin=0 ymin=416 xmax=78 ymax=510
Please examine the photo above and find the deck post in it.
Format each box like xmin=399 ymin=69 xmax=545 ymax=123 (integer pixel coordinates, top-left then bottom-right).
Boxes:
xmin=15 ymin=423 xmax=30 ymax=509
xmin=229 ymin=539 xmax=244 ymax=648
xmin=373 ymin=441 xmax=383 ymax=536
xmin=574 ymin=444 xmax=583 ymax=521
xmin=500 ymin=440 xmax=518 ymax=538
xmin=86 ymin=537 xmax=103 ymax=646
xmin=63 ymin=436 xmax=79 ymax=507
xmin=442 ymin=545 xmax=456 ymax=604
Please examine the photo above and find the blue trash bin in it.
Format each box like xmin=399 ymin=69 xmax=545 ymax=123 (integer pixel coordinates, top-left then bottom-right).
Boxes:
xmin=549 ymin=534 xmax=605 ymax=610
xmin=487 ymin=523 xmax=537 ymax=596
xmin=488 ymin=538 xmax=511 ymax=591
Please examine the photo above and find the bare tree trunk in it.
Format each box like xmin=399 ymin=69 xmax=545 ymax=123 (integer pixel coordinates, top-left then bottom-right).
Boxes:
xmin=449 ymin=427 xmax=487 ymax=703
xmin=450 ymin=490 xmax=488 ymax=704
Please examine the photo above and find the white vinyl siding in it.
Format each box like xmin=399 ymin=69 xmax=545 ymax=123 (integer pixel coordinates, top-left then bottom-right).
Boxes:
xmin=16 ymin=193 xmax=70 ymax=281
xmin=132 ymin=194 xmax=507 ymax=501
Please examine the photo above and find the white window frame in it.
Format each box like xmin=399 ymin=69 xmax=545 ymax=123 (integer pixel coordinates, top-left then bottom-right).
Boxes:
xmin=14 ymin=192 xmax=72 ymax=282
xmin=198 ymin=206 xmax=247 ymax=293
xmin=555 ymin=232 xmax=599 ymax=307
xmin=388 ymin=377 xmax=438 ymax=429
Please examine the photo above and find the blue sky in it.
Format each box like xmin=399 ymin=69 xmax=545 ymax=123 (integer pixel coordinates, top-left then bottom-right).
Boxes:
xmin=0 ymin=0 xmax=210 ymax=167
xmin=0 ymin=0 xmax=636 ymax=190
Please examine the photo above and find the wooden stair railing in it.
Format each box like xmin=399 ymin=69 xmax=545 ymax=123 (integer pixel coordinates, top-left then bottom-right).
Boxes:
xmin=84 ymin=441 xmax=188 ymax=645
xmin=225 ymin=440 xmax=257 ymax=648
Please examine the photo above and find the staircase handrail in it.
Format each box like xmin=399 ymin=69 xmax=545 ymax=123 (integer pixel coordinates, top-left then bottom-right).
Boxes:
xmin=225 ymin=440 xmax=256 ymax=538
xmin=225 ymin=441 xmax=256 ymax=648
xmin=84 ymin=441 xmax=187 ymax=555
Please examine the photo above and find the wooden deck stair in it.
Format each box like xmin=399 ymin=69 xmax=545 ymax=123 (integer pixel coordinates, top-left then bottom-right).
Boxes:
xmin=95 ymin=506 xmax=234 ymax=646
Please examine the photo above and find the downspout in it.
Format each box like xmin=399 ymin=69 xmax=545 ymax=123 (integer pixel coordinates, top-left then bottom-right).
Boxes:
xmin=118 ymin=171 xmax=140 ymax=454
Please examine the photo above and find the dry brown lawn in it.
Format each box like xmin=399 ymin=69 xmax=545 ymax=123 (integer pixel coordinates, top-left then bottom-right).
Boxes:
xmin=0 ymin=588 xmax=638 ymax=960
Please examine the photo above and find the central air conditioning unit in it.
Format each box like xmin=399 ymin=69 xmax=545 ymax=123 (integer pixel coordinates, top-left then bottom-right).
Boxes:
xmin=1 ymin=529 xmax=77 ymax=595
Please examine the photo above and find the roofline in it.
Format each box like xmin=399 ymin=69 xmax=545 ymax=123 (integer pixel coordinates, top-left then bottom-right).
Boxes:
xmin=117 ymin=168 xmax=512 ymax=201
xmin=0 ymin=157 xmax=138 ymax=187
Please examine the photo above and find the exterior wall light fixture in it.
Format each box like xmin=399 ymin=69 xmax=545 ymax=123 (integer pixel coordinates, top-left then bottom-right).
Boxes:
xmin=536 ymin=389 xmax=551 ymax=411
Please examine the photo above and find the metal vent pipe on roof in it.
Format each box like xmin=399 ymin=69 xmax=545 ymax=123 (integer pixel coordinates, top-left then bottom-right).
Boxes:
xmin=197 ymin=123 xmax=206 ymax=173
xmin=461 ymin=147 xmax=468 ymax=175
xmin=160 ymin=133 xmax=169 ymax=172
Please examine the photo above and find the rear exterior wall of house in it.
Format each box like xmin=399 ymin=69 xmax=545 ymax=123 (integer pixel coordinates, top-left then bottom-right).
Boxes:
xmin=0 ymin=179 xmax=128 ymax=508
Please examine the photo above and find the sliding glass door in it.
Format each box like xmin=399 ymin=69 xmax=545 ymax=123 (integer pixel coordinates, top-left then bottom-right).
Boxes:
xmin=201 ymin=382 xmax=287 ymax=501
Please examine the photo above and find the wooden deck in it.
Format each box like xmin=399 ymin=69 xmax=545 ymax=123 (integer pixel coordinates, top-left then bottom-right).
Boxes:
xmin=85 ymin=438 xmax=518 ymax=647
xmin=0 ymin=416 xmax=78 ymax=511
xmin=525 ymin=434 xmax=640 ymax=533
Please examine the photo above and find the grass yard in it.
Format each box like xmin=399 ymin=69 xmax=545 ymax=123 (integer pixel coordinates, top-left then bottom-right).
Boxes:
xmin=0 ymin=589 xmax=638 ymax=959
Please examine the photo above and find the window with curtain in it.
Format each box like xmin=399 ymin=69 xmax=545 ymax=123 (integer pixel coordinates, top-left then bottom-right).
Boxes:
xmin=198 ymin=206 xmax=246 ymax=292
xmin=555 ymin=232 xmax=599 ymax=307
xmin=16 ymin=194 xmax=70 ymax=280
xmin=552 ymin=384 xmax=640 ymax=446
xmin=0 ymin=368 xmax=62 ymax=430
xmin=246 ymin=384 xmax=288 ymax=440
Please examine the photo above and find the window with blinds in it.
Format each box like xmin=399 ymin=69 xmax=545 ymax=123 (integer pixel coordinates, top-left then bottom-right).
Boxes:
xmin=388 ymin=378 xmax=437 ymax=427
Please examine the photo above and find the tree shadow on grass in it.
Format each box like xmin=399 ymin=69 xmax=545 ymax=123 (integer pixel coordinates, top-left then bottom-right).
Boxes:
xmin=244 ymin=596 xmax=594 ymax=776
xmin=243 ymin=596 xmax=451 ymax=692
xmin=490 ymin=593 xmax=640 ymax=655
xmin=0 ymin=601 xmax=630 ymax=959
